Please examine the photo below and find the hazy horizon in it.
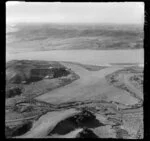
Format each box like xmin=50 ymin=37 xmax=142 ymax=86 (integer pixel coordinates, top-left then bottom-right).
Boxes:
xmin=7 ymin=21 xmax=144 ymax=26
xmin=6 ymin=2 xmax=144 ymax=53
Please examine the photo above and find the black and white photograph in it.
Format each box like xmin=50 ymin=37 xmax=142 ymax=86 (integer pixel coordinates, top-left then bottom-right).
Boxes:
xmin=6 ymin=2 xmax=144 ymax=138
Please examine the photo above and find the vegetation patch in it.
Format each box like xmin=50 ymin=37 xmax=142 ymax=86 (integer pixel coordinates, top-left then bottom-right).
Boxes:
xmin=49 ymin=109 xmax=104 ymax=136
xmin=6 ymin=87 xmax=22 ymax=98
xmin=5 ymin=121 xmax=33 ymax=138
xmin=5 ymin=60 xmax=79 ymax=138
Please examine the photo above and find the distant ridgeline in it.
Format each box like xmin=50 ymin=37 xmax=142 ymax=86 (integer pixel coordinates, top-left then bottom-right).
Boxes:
xmin=6 ymin=23 xmax=143 ymax=53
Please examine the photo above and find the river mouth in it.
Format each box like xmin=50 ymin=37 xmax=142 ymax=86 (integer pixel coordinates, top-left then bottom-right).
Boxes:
xmin=5 ymin=49 xmax=143 ymax=139
xmin=6 ymin=49 xmax=144 ymax=66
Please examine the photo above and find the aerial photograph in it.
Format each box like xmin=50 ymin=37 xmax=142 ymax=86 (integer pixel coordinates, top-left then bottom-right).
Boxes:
xmin=6 ymin=2 xmax=144 ymax=138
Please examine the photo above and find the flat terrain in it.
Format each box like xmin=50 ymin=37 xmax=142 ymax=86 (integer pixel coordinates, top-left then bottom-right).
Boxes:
xmin=6 ymin=49 xmax=143 ymax=65
xmin=36 ymin=62 xmax=138 ymax=105
xmin=5 ymin=60 xmax=143 ymax=139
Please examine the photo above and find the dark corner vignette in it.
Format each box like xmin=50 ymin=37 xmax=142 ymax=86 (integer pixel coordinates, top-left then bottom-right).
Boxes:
xmin=5 ymin=0 xmax=145 ymax=139
xmin=144 ymin=1 xmax=150 ymax=140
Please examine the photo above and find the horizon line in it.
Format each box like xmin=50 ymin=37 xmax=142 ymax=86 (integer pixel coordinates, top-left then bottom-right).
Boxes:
xmin=6 ymin=21 xmax=144 ymax=25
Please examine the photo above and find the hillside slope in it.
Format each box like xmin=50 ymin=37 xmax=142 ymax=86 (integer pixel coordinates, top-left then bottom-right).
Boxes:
xmin=6 ymin=24 xmax=143 ymax=53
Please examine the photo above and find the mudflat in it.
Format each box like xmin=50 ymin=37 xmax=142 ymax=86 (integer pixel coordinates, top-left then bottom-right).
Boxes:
xmin=5 ymin=58 xmax=143 ymax=139
xmin=6 ymin=49 xmax=143 ymax=65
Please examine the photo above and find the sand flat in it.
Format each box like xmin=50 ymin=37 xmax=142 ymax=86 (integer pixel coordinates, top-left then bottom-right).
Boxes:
xmin=6 ymin=49 xmax=144 ymax=65
xmin=18 ymin=109 xmax=80 ymax=138
xmin=36 ymin=62 xmax=138 ymax=105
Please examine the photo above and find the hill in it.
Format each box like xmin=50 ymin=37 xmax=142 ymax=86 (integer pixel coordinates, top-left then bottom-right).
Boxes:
xmin=6 ymin=23 xmax=143 ymax=53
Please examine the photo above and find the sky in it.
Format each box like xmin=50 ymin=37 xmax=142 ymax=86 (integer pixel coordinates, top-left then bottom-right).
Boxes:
xmin=6 ymin=2 xmax=144 ymax=24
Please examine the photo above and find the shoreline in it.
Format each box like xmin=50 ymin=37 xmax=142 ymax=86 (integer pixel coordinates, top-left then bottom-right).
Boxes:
xmin=6 ymin=49 xmax=144 ymax=66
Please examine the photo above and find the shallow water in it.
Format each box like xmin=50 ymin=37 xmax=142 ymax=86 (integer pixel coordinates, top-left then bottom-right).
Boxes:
xmin=6 ymin=49 xmax=144 ymax=66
